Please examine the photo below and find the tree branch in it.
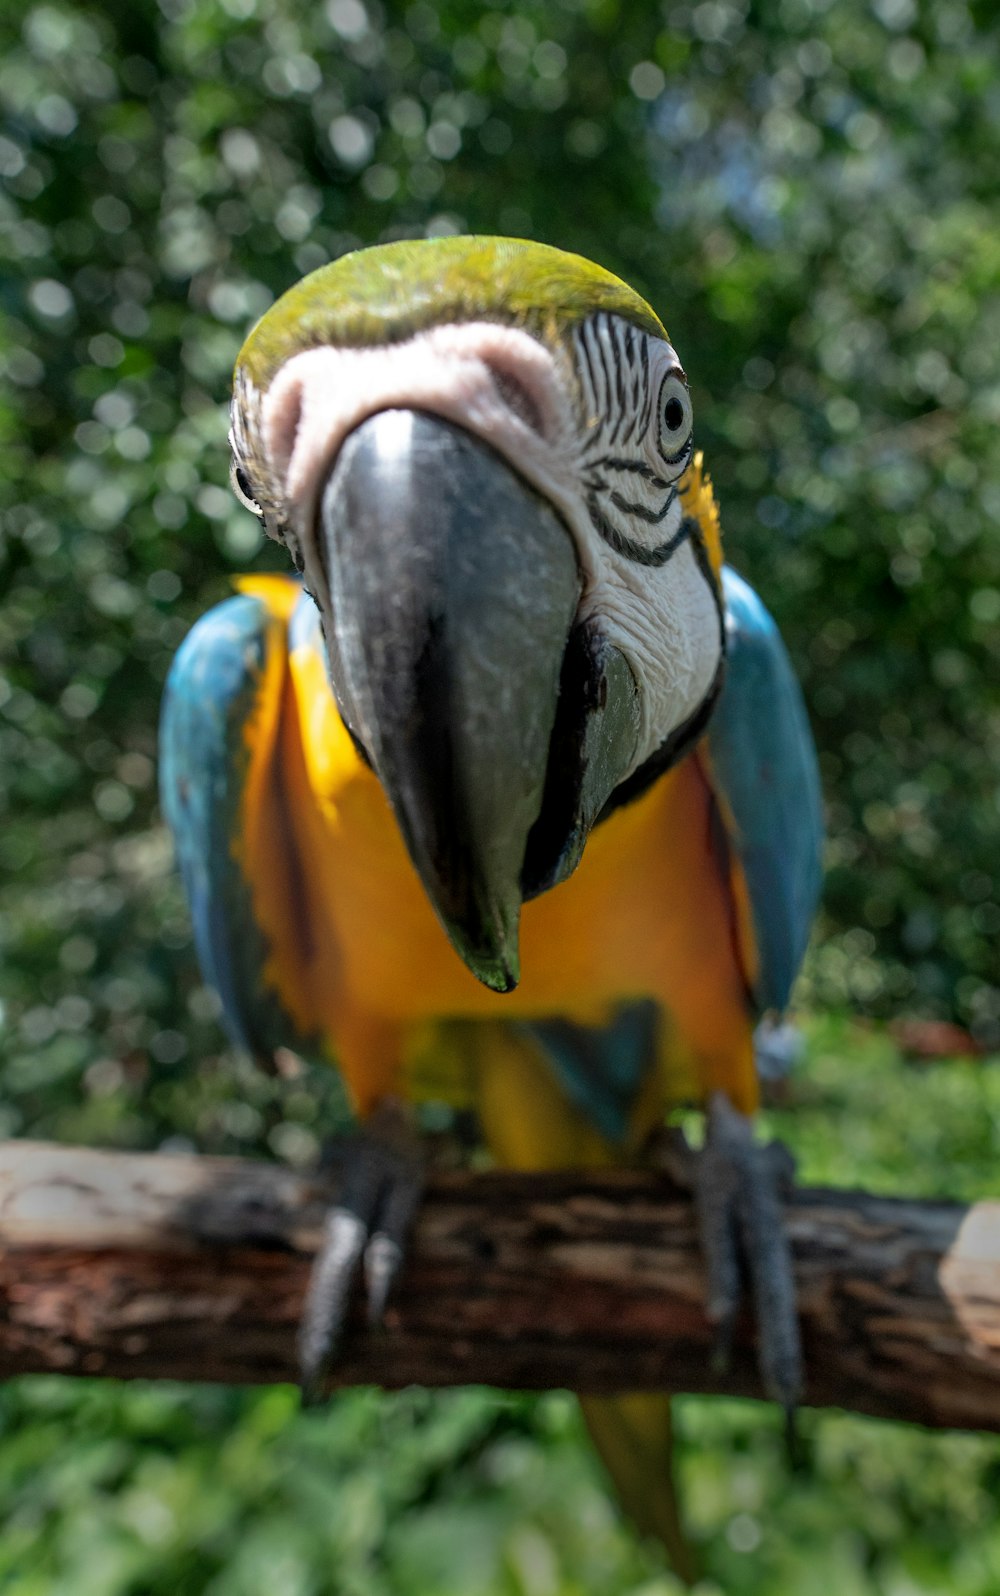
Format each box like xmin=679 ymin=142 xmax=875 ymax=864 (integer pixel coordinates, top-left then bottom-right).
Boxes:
xmin=0 ymin=1139 xmax=997 ymax=1429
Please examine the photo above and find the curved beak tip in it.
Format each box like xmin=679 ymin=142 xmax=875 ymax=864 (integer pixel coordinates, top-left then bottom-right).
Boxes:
xmin=486 ymin=963 xmax=520 ymax=995
xmin=489 ymin=940 xmax=522 ymax=994
xmin=454 ymin=904 xmax=521 ymax=993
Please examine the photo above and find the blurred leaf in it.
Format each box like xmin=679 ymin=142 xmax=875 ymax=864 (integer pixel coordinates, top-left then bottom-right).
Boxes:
xmin=2 ymin=0 xmax=1000 ymax=1589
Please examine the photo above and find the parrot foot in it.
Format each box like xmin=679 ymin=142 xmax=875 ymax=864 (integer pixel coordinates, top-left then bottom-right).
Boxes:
xmin=298 ymin=1101 xmax=423 ymax=1406
xmin=660 ymin=1093 xmax=801 ymax=1418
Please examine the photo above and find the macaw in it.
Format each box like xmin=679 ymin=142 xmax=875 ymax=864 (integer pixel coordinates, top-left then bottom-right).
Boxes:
xmin=160 ymin=236 xmax=822 ymax=1572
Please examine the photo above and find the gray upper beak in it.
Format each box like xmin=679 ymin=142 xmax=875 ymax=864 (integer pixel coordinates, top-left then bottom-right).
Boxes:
xmin=315 ymin=407 xmax=639 ymax=991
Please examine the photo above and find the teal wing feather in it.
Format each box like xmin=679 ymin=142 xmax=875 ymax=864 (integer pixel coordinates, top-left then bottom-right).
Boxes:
xmin=519 ymin=1001 xmax=659 ymax=1145
xmin=159 ymin=592 xmax=310 ymax=1059
xmin=708 ymin=566 xmax=824 ymax=1013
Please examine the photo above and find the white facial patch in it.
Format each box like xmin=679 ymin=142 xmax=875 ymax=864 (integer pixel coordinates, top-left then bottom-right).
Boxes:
xmin=251 ymin=315 xmax=724 ymax=777
xmin=584 ymin=538 xmax=722 ymax=763
xmin=260 ymin=323 xmax=578 ymax=533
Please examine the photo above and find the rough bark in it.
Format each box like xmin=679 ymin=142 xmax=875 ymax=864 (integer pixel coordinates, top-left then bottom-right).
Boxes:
xmin=0 ymin=1139 xmax=998 ymax=1430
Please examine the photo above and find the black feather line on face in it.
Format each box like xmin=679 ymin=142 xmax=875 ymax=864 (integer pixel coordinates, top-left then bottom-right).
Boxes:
xmin=622 ymin=323 xmax=642 ymax=444
xmin=586 ymin=500 xmax=694 ymax=568
xmin=638 ymin=337 xmax=651 ymax=437
xmin=610 ymin=317 xmax=631 ymax=446
xmin=595 ymin=317 xmax=614 ymax=427
xmin=688 ymin=515 xmax=727 ymax=655
xmin=590 ymin=456 xmax=674 ymax=488
xmin=609 ymin=485 xmax=678 ymax=525
xmin=579 ymin=319 xmax=599 ymax=416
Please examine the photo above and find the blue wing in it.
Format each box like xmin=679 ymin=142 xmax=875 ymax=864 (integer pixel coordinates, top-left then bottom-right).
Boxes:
xmin=707 ymin=567 xmax=824 ymax=1013
xmin=159 ymin=590 xmax=309 ymax=1059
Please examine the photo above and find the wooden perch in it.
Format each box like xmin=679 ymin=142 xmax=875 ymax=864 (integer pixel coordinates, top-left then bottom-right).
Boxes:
xmin=1 ymin=1139 xmax=999 ymax=1431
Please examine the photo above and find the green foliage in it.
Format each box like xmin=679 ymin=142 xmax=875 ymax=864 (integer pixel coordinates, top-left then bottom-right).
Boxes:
xmin=2 ymin=0 xmax=1000 ymax=1589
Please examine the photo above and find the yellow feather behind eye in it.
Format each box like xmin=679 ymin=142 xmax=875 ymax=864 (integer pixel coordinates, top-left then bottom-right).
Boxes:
xmin=679 ymin=450 xmax=723 ymax=577
xmin=233 ymin=573 xmax=301 ymax=621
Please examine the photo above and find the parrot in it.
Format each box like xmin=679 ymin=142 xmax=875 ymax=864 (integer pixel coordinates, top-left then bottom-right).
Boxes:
xmin=159 ymin=236 xmax=823 ymax=1574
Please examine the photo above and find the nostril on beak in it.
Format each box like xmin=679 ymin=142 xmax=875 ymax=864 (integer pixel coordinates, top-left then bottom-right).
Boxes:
xmin=486 ymin=363 xmax=545 ymax=436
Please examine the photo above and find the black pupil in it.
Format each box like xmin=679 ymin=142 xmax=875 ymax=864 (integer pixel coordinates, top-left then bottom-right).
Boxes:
xmin=663 ymin=395 xmax=685 ymax=432
xmin=236 ymin=467 xmax=255 ymax=501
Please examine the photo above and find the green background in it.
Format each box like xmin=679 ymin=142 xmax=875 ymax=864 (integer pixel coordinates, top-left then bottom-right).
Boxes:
xmin=1 ymin=0 xmax=999 ymax=1589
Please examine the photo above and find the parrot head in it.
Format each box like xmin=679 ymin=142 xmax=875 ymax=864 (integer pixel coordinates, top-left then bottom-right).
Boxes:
xmin=229 ymin=237 xmax=725 ymax=992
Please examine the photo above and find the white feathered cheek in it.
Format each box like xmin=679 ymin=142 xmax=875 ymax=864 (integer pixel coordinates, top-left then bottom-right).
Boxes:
xmin=570 ymin=325 xmax=722 ymax=776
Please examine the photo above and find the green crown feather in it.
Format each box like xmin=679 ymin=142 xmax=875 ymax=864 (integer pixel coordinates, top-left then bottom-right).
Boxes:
xmin=239 ymin=236 xmax=667 ymax=388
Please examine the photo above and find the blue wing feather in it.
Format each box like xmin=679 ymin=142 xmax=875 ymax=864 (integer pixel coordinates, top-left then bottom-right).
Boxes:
xmin=708 ymin=567 xmax=824 ymax=1013
xmin=159 ymin=592 xmax=305 ymax=1058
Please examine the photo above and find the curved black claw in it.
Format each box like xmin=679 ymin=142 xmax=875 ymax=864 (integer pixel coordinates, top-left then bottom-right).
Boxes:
xmin=658 ymin=1092 xmax=800 ymax=1415
xmin=695 ymin=1092 xmax=800 ymax=1414
xmin=298 ymin=1104 xmax=424 ymax=1406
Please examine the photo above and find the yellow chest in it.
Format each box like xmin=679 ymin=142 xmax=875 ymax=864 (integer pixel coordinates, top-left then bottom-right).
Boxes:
xmin=239 ymin=614 xmax=756 ymax=1113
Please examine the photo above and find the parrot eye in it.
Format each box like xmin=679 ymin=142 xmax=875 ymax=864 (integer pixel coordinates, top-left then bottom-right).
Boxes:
xmin=231 ymin=460 xmax=265 ymax=521
xmin=657 ymin=375 xmax=693 ymax=465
